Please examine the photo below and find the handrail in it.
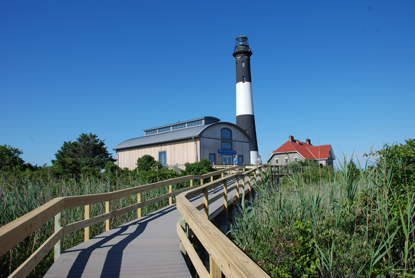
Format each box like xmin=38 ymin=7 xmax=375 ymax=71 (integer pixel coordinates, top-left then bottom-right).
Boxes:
xmin=176 ymin=165 xmax=270 ymax=278
xmin=0 ymin=166 xmax=238 ymax=278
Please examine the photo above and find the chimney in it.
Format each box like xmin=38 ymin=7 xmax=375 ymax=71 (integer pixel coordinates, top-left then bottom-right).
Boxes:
xmin=306 ymin=138 xmax=311 ymax=145
xmin=289 ymin=135 xmax=294 ymax=142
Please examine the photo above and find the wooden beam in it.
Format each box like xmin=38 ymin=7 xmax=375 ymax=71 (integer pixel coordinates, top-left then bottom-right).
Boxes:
xmin=137 ymin=193 xmax=142 ymax=218
xmin=105 ymin=201 xmax=111 ymax=231
xmin=84 ymin=205 xmax=91 ymax=242
xmin=54 ymin=212 xmax=62 ymax=261
xmin=169 ymin=184 xmax=173 ymax=205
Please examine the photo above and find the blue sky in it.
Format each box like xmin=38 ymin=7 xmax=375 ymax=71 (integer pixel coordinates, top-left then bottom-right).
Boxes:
xmin=1 ymin=1 xmax=414 ymax=167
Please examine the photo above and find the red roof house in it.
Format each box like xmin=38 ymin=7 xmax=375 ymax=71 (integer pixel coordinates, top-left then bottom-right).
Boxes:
xmin=267 ymin=135 xmax=335 ymax=167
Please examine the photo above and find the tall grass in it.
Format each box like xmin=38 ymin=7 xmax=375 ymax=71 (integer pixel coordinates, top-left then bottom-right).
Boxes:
xmin=0 ymin=174 xmax=185 ymax=277
xmin=230 ymin=159 xmax=415 ymax=277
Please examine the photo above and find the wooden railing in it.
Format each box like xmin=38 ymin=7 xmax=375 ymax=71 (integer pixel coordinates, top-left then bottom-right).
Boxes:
xmin=0 ymin=166 xmax=238 ymax=278
xmin=176 ymin=165 xmax=271 ymax=278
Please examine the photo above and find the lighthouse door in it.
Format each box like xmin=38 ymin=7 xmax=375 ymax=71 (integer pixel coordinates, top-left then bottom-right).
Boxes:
xmin=222 ymin=155 xmax=232 ymax=165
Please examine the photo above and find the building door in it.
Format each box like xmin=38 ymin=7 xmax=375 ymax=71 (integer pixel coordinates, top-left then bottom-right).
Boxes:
xmin=222 ymin=155 xmax=232 ymax=165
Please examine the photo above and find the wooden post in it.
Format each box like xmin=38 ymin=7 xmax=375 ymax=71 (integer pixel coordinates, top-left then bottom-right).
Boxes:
xmin=137 ymin=193 xmax=142 ymax=218
xmin=235 ymin=175 xmax=240 ymax=202
xmin=54 ymin=212 xmax=61 ymax=261
xmin=203 ymin=188 xmax=209 ymax=218
xmin=242 ymin=174 xmax=248 ymax=194
xmin=169 ymin=184 xmax=173 ymax=205
xmin=248 ymin=175 xmax=252 ymax=192
xmin=105 ymin=201 xmax=111 ymax=231
xmin=223 ymin=180 xmax=228 ymax=210
xmin=221 ymin=172 xmax=224 ymax=178
xmin=84 ymin=204 xmax=91 ymax=241
xmin=190 ymin=179 xmax=193 ymax=187
xmin=210 ymin=176 xmax=213 ymax=182
xmin=200 ymin=178 xmax=204 ymax=186
xmin=210 ymin=256 xmax=222 ymax=278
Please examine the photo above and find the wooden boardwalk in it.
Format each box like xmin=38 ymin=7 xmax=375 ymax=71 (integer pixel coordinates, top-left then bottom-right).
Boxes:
xmin=45 ymin=179 xmax=248 ymax=278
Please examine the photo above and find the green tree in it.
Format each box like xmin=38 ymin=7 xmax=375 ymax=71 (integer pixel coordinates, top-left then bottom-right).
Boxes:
xmin=52 ymin=133 xmax=115 ymax=177
xmin=377 ymin=138 xmax=415 ymax=193
xmin=136 ymin=155 xmax=162 ymax=171
xmin=0 ymin=144 xmax=34 ymax=173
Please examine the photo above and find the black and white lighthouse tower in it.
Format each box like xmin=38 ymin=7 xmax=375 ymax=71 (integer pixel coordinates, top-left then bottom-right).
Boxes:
xmin=233 ymin=34 xmax=259 ymax=165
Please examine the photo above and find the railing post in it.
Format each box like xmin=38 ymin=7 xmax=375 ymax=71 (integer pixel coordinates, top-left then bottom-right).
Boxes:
xmin=105 ymin=201 xmax=111 ymax=231
xmin=235 ymin=175 xmax=240 ymax=202
xmin=242 ymin=174 xmax=248 ymax=194
xmin=190 ymin=179 xmax=193 ymax=187
xmin=210 ymin=176 xmax=213 ymax=182
xmin=137 ymin=193 xmax=142 ymax=218
xmin=203 ymin=188 xmax=209 ymax=218
xmin=210 ymin=256 xmax=222 ymax=278
xmin=200 ymin=178 xmax=204 ymax=186
xmin=223 ymin=180 xmax=228 ymax=210
xmin=169 ymin=184 xmax=173 ymax=205
xmin=54 ymin=212 xmax=61 ymax=261
xmin=84 ymin=204 xmax=91 ymax=241
xmin=221 ymin=172 xmax=224 ymax=178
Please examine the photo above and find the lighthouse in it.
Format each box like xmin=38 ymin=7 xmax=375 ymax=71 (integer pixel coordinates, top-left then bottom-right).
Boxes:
xmin=233 ymin=34 xmax=259 ymax=165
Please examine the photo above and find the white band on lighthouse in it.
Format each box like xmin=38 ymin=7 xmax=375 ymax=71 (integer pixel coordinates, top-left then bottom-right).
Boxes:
xmin=236 ymin=82 xmax=254 ymax=116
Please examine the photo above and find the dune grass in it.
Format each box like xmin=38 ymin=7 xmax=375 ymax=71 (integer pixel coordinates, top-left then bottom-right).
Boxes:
xmin=230 ymin=158 xmax=415 ymax=277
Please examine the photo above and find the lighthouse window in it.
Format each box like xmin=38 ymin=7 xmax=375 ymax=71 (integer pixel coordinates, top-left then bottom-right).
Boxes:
xmin=242 ymin=76 xmax=245 ymax=83
xmin=242 ymin=61 xmax=245 ymax=67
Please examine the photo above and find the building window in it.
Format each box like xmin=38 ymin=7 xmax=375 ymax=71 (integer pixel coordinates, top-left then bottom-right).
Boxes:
xmin=285 ymin=158 xmax=288 ymax=163
xmin=294 ymin=157 xmax=298 ymax=162
xmin=159 ymin=151 xmax=166 ymax=166
xmin=173 ymin=123 xmax=186 ymax=130
xmin=242 ymin=61 xmax=245 ymax=67
xmin=146 ymin=129 xmax=157 ymax=135
xmin=221 ymin=128 xmax=232 ymax=140
xmin=275 ymin=158 xmax=279 ymax=165
xmin=158 ymin=127 xmax=171 ymax=133
xmin=238 ymin=155 xmax=244 ymax=166
xmin=221 ymin=141 xmax=232 ymax=150
xmin=209 ymin=153 xmax=215 ymax=165
xmin=187 ymin=120 xmax=203 ymax=127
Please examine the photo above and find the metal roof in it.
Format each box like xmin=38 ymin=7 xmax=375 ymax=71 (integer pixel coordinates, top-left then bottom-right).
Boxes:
xmin=114 ymin=121 xmax=251 ymax=151
xmin=114 ymin=124 xmax=212 ymax=151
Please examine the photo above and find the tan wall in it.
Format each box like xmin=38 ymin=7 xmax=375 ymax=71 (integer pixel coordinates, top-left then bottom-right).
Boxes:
xmin=117 ymin=139 xmax=200 ymax=170
xmin=116 ymin=123 xmax=252 ymax=170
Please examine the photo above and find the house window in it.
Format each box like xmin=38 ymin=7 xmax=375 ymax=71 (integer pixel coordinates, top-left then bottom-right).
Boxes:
xmin=294 ymin=157 xmax=298 ymax=162
xmin=209 ymin=153 xmax=215 ymax=165
xmin=221 ymin=128 xmax=232 ymax=140
xmin=221 ymin=142 xmax=232 ymax=150
xmin=275 ymin=158 xmax=279 ymax=165
xmin=159 ymin=151 xmax=167 ymax=166
xmin=285 ymin=158 xmax=288 ymax=163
